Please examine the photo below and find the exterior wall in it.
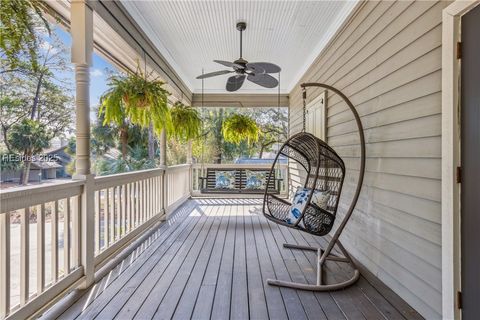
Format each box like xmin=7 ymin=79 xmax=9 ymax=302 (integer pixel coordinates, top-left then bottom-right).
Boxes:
xmin=288 ymin=1 xmax=449 ymax=318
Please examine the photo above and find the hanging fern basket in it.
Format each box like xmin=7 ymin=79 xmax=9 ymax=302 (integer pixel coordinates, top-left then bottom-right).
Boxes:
xmin=222 ymin=114 xmax=260 ymax=145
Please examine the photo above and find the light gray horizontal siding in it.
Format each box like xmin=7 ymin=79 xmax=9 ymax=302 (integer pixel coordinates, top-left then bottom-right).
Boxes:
xmin=288 ymin=1 xmax=450 ymax=318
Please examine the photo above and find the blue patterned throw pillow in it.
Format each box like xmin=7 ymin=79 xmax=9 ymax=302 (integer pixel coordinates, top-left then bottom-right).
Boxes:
xmin=215 ymin=171 xmax=236 ymax=189
xmin=285 ymin=187 xmax=330 ymax=225
xmin=245 ymin=170 xmax=266 ymax=189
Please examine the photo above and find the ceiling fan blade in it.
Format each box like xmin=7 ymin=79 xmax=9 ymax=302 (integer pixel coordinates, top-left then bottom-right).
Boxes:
xmin=196 ymin=70 xmax=233 ymax=79
xmin=247 ymin=73 xmax=278 ymax=88
xmin=226 ymin=75 xmax=246 ymax=92
xmin=214 ymin=60 xmax=244 ymax=69
xmin=247 ymin=62 xmax=281 ymax=73
xmin=245 ymin=64 xmax=265 ymax=75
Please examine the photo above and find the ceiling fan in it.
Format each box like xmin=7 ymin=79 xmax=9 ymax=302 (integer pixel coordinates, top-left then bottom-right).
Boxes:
xmin=196 ymin=22 xmax=281 ymax=92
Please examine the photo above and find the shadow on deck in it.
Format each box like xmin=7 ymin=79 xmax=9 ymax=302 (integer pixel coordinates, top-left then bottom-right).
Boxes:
xmin=51 ymin=199 xmax=422 ymax=320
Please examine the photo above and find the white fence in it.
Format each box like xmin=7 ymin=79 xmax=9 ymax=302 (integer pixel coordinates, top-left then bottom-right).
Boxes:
xmin=0 ymin=165 xmax=191 ymax=319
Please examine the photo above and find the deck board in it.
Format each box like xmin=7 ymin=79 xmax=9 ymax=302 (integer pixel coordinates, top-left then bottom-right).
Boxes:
xmin=56 ymin=199 xmax=422 ymax=320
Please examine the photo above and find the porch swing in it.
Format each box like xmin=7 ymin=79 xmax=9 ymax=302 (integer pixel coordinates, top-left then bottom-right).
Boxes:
xmin=263 ymin=82 xmax=366 ymax=291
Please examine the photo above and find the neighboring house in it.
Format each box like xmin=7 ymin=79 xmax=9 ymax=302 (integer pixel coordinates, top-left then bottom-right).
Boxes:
xmin=44 ymin=145 xmax=72 ymax=178
xmin=29 ymin=160 xmax=63 ymax=181
xmin=0 ymin=145 xmax=72 ymax=183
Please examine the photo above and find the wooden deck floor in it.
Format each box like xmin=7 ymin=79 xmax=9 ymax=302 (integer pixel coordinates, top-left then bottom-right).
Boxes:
xmin=56 ymin=199 xmax=422 ymax=320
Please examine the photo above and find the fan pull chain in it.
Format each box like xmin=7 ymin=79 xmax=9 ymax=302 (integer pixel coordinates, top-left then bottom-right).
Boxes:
xmin=302 ymin=86 xmax=307 ymax=132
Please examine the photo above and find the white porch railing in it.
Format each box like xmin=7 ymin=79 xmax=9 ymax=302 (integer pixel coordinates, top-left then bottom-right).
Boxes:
xmin=191 ymin=163 xmax=289 ymax=196
xmin=0 ymin=165 xmax=191 ymax=319
xmin=165 ymin=164 xmax=191 ymax=214
xmin=93 ymin=168 xmax=165 ymax=268
xmin=0 ymin=180 xmax=84 ymax=319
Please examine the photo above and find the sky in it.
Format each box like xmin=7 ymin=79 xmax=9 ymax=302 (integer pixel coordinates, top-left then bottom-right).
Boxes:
xmin=53 ymin=27 xmax=115 ymax=122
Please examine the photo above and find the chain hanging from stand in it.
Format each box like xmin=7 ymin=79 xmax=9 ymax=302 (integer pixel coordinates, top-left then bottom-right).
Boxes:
xmin=200 ymin=69 xmax=206 ymax=177
xmin=274 ymin=72 xmax=282 ymax=190
xmin=302 ymin=86 xmax=307 ymax=132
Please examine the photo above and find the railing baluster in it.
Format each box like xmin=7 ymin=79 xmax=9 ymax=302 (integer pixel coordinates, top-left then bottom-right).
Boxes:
xmin=64 ymin=198 xmax=70 ymax=274
xmin=121 ymin=185 xmax=126 ymax=237
xmin=116 ymin=186 xmax=121 ymax=239
xmin=37 ymin=204 xmax=45 ymax=294
xmin=148 ymin=178 xmax=152 ymax=218
xmin=52 ymin=201 xmax=59 ymax=283
xmin=104 ymin=189 xmax=109 ymax=248
xmin=20 ymin=208 xmax=29 ymax=306
xmin=110 ymin=188 xmax=115 ymax=243
xmin=144 ymin=179 xmax=148 ymax=222
xmin=0 ymin=212 xmax=10 ymax=318
xmin=138 ymin=180 xmax=142 ymax=224
xmin=154 ymin=177 xmax=158 ymax=214
xmin=95 ymin=191 xmax=100 ymax=253
xmin=133 ymin=182 xmax=136 ymax=226
xmin=144 ymin=179 xmax=148 ymax=221
xmin=71 ymin=196 xmax=80 ymax=268
xmin=126 ymin=183 xmax=131 ymax=233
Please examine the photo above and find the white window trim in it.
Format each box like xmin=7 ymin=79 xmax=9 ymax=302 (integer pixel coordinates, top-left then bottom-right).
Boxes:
xmin=441 ymin=1 xmax=479 ymax=319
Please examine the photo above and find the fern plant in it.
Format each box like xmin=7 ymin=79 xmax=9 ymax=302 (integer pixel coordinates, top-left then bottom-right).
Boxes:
xmin=222 ymin=114 xmax=260 ymax=145
xmin=99 ymin=68 xmax=172 ymax=158
xmin=99 ymin=68 xmax=172 ymax=136
xmin=170 ymin=101 xmax=202 ymax=141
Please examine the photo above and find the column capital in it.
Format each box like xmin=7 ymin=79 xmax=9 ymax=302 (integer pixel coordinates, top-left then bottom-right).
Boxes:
xmin=71 ymin=0 xmax=94 ymax=65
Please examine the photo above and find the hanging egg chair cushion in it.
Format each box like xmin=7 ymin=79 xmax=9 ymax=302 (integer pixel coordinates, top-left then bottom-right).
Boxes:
xmin=286 ymin=186 xmax=330 ymax=225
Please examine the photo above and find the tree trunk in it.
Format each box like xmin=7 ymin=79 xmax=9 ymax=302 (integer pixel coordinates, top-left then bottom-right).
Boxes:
xmin=120 ymin=127 xmax=128 ymax=159
xmin=148 ymin=123 xmax=155 ymax=160
xmin=2 ymin=127 xmax=12 ymax=153
xmin=213 ymin=108 xmax=224 ymax=164
xmin=214 ymin=152 xmax=222 ymax=164
xmin=21 ymin=150 xmax=32 ymax=185
xmin=258 ymin=145 xmax=265 ymax=159
xmin=31 ymin=73 xmax=44 ymax=120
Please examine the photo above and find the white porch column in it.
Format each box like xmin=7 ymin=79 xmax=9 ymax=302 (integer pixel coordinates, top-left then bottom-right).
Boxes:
xmin=187 ymin=140 xmax=193 ymax=194
xmin=186 ymin=140 xmax=193 ymax=164
xmin=159 ymin=129 xmax=167 ymax=220
xmin=159 ymin=129 xmax=167 ymax=166
xmin=71 ymin=0 xmax=95 ymax=288
xmin=71 ymin=0 xmax=93 ymax=175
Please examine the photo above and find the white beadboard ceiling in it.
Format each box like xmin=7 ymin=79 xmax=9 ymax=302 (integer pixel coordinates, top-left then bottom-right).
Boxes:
xmin=120 ymin=0 xmax=358 ymax=94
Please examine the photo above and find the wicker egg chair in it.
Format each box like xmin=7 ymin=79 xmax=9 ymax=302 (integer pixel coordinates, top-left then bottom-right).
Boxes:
xmin=263 ymin=82 xmax=366 ymax=291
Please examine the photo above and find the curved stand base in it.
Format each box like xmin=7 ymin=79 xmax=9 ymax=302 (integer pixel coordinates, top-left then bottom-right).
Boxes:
xmin=266 ymin=241 xmax=360 ymax=292
xmin=267 ymin=270 xmax=360 ymax=292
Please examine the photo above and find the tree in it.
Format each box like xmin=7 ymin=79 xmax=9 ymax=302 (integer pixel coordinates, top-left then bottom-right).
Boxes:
xmin=8 ymin=119 xmax=50 ymax=184
xmin=0 ymin=0 xmax=52 ymax=72
xmin=1 ymin=30 xmax=74 ymax=182
xmin=249 ymin=108 xmax=288 ymax=158
xmin=192 ymin=107 xmax=288 ymax=163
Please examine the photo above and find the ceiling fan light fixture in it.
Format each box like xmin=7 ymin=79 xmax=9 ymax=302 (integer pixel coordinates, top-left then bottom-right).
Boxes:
xmin=196 ymin=22 xmax=281 ymax=91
